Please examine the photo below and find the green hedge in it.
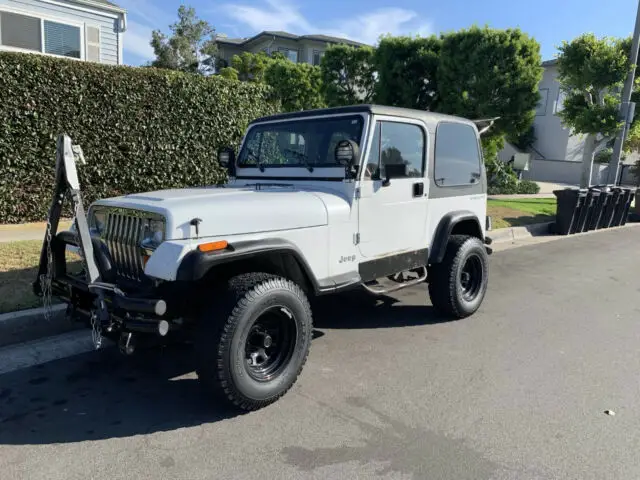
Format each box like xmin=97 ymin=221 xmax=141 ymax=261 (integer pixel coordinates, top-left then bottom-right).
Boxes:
xmin=0 ymin=52 xmax=279 ymax=223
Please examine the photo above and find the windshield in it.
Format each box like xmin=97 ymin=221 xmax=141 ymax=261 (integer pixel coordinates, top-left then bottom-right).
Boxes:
xmin=238 ymin=115 xmax=365 ymax=168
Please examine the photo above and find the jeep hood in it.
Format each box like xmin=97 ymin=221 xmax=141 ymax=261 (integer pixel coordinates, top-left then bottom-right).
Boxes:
xmin=92 ymin=186 xmax=331 ymax=240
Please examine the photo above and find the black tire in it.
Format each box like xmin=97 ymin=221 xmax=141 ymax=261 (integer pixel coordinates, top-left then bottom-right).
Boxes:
xmin=195 ymin=273 xmax=313 ymax=411
xmin=428 ymin=235 xmax=489 ymax=319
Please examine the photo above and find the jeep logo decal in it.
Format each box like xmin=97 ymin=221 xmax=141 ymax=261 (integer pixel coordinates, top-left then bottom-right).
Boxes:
xmin=339 ymin=255 xmax=356 ymax=263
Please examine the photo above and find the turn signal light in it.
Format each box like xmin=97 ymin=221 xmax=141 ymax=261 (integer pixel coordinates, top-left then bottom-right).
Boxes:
xmin=142 ymin=255 xmax=150 ymax=266
xmin=198 ymin=240 xmax=229 ymax=253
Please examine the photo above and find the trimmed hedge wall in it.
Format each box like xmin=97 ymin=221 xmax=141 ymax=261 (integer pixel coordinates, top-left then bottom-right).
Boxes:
xmin=0 ymin=52 xmax=279 ymax=223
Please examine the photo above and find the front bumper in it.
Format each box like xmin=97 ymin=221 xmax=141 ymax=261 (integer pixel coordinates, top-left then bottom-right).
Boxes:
xmin=41 ymin=231 xmax=172 ymax=335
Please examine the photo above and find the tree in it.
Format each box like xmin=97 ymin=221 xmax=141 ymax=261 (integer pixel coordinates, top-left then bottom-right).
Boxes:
xmin=150 ymin=6 xmax=217 ymax=75
xmin=374 ymin=35 xmax=441 ymax=110
xmin=437 ymin=26 xmax=543 ymax=141
xmin=227 ymin=51 xmax=271 ymax=82
xmin=556 ymin=33 xmax=631 ymax=187
xmin=320 ymin=44 xmax=376 ymax=107
xmin=264 ymin=58 xmax=325 ymax=112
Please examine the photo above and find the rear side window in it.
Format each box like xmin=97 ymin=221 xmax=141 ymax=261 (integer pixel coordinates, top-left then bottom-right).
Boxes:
xmin=434 ymin=122 xmax=482 ymax=187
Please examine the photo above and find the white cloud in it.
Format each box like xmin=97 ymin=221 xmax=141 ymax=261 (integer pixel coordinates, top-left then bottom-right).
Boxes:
xmin=219 ymin=1 xmax=432 ymax=45
xmin=124 ymin=20 xmax=155 ymax=64
xmin=220 ymin=0 xmax=312 ymax=33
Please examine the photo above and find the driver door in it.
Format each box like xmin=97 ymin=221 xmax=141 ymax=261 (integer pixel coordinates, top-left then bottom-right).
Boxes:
xmin=357 ymin=117 xmax=429 ymax=261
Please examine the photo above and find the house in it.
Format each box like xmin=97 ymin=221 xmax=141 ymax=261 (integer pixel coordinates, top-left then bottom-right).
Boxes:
xmin=499 ymin=59 xmax=638 ymax=185
xmin=0 ymin=0 xmax=126 ymax=65
xmin=215 ymin=30 xmax=367 ymax=67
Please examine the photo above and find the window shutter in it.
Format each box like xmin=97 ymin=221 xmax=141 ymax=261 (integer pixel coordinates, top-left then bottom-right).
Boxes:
xmin=85 ymin=25 xmax=100 ymax=62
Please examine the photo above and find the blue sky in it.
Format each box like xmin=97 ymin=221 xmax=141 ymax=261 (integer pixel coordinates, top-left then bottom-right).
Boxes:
xmin=119 ymin=0 xmax=640 ymax=66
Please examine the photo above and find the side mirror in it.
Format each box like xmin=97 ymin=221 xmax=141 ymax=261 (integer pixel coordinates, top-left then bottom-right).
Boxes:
xmin=381 ymin=163 xmax=406 ymax=186
xmin=218 ymin=147 xmax=236 ymax=177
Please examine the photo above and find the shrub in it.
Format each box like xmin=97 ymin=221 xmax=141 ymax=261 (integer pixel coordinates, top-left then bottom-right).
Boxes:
xmin=0 ymin=52 xmax=279 ymax=223
xmin=516 ymin=180 xmax=541 ymax=194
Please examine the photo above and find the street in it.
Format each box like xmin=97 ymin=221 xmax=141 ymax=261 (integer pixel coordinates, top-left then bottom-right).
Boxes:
xmin=1 ymin=227 xmax=639 ymax=480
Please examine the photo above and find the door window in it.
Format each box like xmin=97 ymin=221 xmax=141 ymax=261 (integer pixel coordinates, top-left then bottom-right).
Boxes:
xmin=363 ymin=121 xmax=425 ymax=179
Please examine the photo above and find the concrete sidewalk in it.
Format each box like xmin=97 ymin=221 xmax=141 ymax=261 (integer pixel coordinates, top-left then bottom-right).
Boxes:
xmin=0 ymin=220 xmax=72 ymax=243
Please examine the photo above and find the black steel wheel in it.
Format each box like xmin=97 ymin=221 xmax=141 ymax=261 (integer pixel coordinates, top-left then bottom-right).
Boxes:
xmin=195 ymin=273 xmax=312 ymax=412
xmin=428 ymin=235 xmax=489 ymax=319
xmin=244 ymin=306 xmax=297 ymax=382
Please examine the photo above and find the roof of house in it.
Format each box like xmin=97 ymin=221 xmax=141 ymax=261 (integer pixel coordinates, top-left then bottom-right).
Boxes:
xmin=216 ymin=30 xmax=368 ymax=48
xmin=70 ymin=0 xmax=126 ymax=13
xmin=542 ymin=59 xmax=558 ymax=67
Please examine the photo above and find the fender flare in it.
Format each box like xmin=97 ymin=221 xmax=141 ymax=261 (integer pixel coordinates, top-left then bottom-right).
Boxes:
xmin=175 ymin=238 xmax=321 ymax=293
xmin=428 ymin=211 xmax=483 ymax=264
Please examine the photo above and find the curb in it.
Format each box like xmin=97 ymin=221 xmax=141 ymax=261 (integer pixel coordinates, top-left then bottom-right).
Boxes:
xmin=0 ymin=304 xmax=80 ymax=349
xmin=0 ymin=330 xmax=109 ymax=376
xmin=488 ymin=222 xmax=553 ymax=244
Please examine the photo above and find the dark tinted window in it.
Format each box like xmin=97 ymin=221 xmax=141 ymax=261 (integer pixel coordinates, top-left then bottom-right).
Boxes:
xmin=0 ymin=12 xmax=41 ymax=51
xmin=364 ymin=121 xmax=425 ymax=179
xmin=434 ymin=122 xmax=481 ymax=186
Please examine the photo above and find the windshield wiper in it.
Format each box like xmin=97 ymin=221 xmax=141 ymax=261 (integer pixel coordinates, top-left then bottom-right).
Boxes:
xmin=283 ymin=149 xmax=314 ymax=172
xmin=245 ymin=148 xmax=267 ymax=172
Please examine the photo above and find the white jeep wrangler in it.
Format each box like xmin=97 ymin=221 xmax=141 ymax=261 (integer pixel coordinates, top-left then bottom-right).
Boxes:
xmin=37 ymin=105 xmax=492 ymax=411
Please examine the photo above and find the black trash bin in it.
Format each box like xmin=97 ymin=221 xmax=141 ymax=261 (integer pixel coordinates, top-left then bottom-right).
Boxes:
xmin=612 ymin=187 xmax=631 ymax=227
xmin=586 ymin=188 xmax=603 ymax=231
xmin=600 ymin=187 xmax=622 ymax=228
xmin=553 ymin=188 xmax=587 ymax=235
xmin=575 ymin=188 xmax=597 ymax=233
xmin=594 ymin=187 xmax=613 ymax=229
xmin=620 ymin=187 xmax=637 ymax=226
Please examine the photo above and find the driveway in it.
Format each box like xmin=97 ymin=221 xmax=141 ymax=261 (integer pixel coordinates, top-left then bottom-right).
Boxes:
xmin=1 ymin=227 xmax=639 ymax=479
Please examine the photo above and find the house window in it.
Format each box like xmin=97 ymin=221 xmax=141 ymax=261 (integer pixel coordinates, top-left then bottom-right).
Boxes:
xmin=278 ymin=47 xmax=298 ymax=63
xmin=536 ymin=88 xmax=549 ymax=116
xmin=312 ymin=50 xmax=323 ymax=66
xmin=0 ymin=10 xmax=82 ymax=59
xmin=44 ymin=21 xmax=81 ymax=58
xmin=434 ymin=122 xmax=482 ymax=187
xmin=0 ymin=11 xmax=41 ymax=52
xmin=555 ymin=90 xmax=566 ymax=114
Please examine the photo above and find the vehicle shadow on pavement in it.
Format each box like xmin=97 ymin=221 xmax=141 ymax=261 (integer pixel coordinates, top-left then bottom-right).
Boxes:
xmin=0 ymin=288 xmax=451 ymax=445
xmin=313 ymin=287 xmax=452 ymax=329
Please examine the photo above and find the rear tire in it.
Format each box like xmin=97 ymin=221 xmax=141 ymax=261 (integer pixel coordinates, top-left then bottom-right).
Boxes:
xmin=195 ymin=273 xmax=313 ymax=411
xmin=428 ymin=235 xmax=488 ymax=319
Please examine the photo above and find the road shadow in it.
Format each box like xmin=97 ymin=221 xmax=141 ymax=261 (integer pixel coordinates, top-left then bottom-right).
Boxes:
xmin=0 ymin=287 xmax=449 ymax=446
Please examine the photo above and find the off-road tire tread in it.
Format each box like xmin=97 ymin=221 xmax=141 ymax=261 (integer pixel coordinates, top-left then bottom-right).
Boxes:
xmin=428 ymin=235 xmax=487 ymax=319
xmin=195 ymin=272 xmax=312 ymax=411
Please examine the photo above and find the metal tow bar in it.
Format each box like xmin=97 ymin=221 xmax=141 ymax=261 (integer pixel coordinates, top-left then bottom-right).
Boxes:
xmin=33 ymin=134 xmax=108 ymax=349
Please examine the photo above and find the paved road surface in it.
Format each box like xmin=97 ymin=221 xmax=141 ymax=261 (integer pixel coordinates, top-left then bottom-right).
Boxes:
xmin=1 ymin=227 xmax=639 ymax=479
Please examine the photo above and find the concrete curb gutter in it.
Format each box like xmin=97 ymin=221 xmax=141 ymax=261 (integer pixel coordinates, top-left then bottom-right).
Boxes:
xmin=0 ymin=330 xmax=112 ymax=376
xmin=0 ymin=304 xmax=80 ymax=349
xmin=488 ymin=222 xmax=553 ymax=244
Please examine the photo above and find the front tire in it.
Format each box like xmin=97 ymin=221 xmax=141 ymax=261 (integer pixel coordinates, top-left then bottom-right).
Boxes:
xmin=195 ymin=273 xmax=313 ymax=411
xmin=428 ymin=235 xmax=489 ymax=319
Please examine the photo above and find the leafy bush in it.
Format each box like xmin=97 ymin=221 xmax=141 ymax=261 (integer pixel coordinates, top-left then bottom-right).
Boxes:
xmin=0 ymin=52 xmax=278 ymax=223
xmin=516 ymin=180 xmax=540 ymax=194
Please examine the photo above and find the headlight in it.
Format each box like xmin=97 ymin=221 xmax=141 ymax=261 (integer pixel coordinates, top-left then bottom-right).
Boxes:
xmin=89 ymin=210 xmax=106 ymax=236
xmin=141 ymin=218 xmax=165 ymax=251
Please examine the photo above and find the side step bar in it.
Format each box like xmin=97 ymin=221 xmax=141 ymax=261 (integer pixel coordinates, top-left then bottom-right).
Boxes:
xmin=361 ymin=267 xmax=428 ymax=295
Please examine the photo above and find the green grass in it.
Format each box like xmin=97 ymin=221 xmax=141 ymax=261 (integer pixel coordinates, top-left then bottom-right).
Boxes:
xmin=0 ymin=240 xmax=81 ymax=314
xmin=0 ymin=240 xmax=45 ymax=313
xmin=488 ymin=198 xmax=556 ymax=229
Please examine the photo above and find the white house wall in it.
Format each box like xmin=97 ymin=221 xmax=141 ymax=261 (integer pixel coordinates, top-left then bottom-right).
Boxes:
xmin=0 ymin=0 xmax=122 ymax=64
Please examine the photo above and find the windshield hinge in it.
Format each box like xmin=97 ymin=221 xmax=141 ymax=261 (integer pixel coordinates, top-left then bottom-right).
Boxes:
xmin=354 ymin=233 xmax=360 ymax=245
xmin=354 ymin=187 xmax=361 ymax=199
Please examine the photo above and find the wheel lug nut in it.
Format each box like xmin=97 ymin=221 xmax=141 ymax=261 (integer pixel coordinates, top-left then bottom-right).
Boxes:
xmin=263 ymin=335 xmax=272 ymax=348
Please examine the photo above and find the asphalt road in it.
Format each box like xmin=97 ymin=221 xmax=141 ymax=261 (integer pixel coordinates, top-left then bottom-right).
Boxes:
xmin=1 ymin=227 xmax=640 ymax=480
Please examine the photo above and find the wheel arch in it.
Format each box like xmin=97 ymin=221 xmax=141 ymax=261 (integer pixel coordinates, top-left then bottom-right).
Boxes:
xmin=429 ymin=211 xmax=483 ymax=264
xmin=176 ymin=238 xmax=320 ymax=296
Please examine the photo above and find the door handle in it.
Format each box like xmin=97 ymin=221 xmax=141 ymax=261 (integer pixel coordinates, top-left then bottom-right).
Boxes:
xmin=413 ymin=182 xmax=424 ymax=197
